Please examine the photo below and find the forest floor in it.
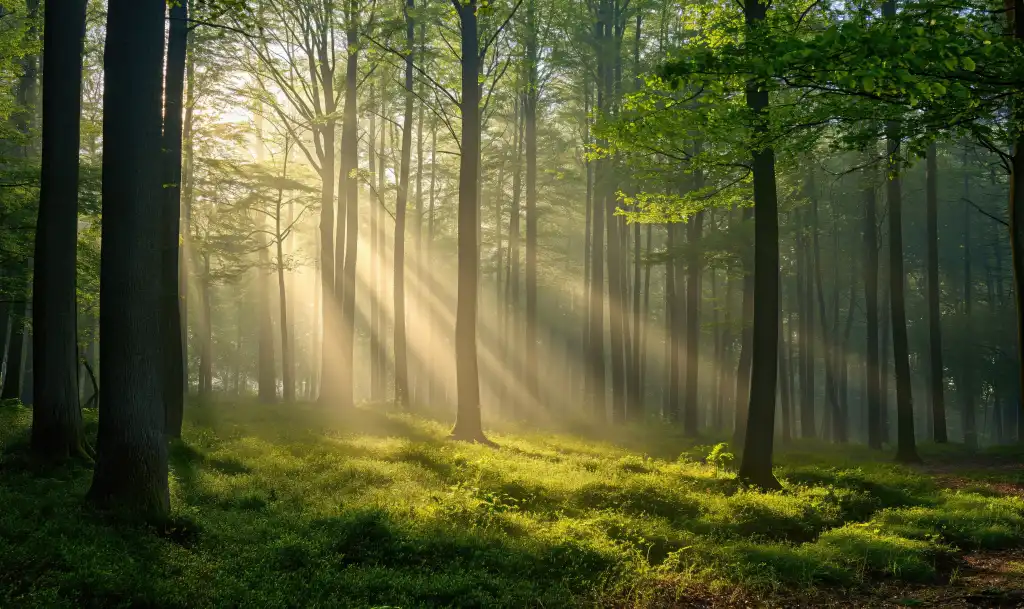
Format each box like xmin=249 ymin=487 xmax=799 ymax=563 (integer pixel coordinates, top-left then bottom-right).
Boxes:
xmin=1 ymin=401 xmax=1023 ymax=608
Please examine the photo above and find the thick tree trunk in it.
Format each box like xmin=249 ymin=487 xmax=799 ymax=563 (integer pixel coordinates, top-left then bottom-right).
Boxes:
xmin=87 ymin=0 xmax=170 ymax=522
xmin=161 ymin=0 xmax=188 ymax=437
xmin=450 ymin=0 xmax=488 ymax=442
xmin=31 ymin=0 xmax=89 ymax=461
xmin=737 ymin=0 xmax=781 ymax=489
xmin=925 ymin=144 xmax=948 ymax=442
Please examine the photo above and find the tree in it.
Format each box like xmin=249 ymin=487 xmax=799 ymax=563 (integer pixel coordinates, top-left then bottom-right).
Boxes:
xmin=736 ymin=0 xmax=781 ymax=490
xmin=925 ymin=143 xmax=948 ymax=443
xmin=394 ymin=0 xmax=416 ymax=408
xmin=337 ymin=1 xmax=361 ymax=411
xmin=87 ymin=0 xmax=171 ymax=522
xmin=30 ymin=0 xmax=90 ymax=463
xmin=163 ymin=0 xmax=189 ymax=436
xmin=863 ymin=162 xmax=883 ymax=449
xmin=449 ymin=0 xmax=487 ymax=442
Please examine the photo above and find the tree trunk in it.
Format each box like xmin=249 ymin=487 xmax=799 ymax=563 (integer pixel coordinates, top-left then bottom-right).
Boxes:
xmin=199 ymin=253 xmax=213 ymax=395
xmin=684 ymin=209 xmax=703 ymax=435
xmin=31 ymin=0 xmax=89 ymax=461
xmin=926 ymin=143 xmax=948 ymax=442
xmin=799 ymin=208 xmax=816 ymax=439
xmin=880 ymin=3 xmax=921 ymax=461
xmin=1008 ymin=0 xmax=1024 ymax=445
xmin=779 ymin=293 xmax=792 ymax=444
xmin=734 ymin=208 xmax=754 ymax=441
xmin=160 ymin=0 xmax=188 ymax=436
xmin=811 ymin=182 xmax=840 ymax=443
xmin=450 ymin=0 xmax=488 ymax=442
xmin=338 ymin=14 xmax=360 ymax=410
xmin=639 ymin=224 xmax=652 ymax=413
xmin=394 ymin=0 xmax=415 ymax=408
xmin=87 ymin=0 xmax=170 ymax=522
xmin=525 ymin=0 xmax=540 ymax=406
xmin=180 ymin=50 xmax=195 ymax=393
xmin=277 ymin=140 xmax=294 ymax=402
xmin=666 ymin=225 xmax=681 ymax=423
xmin=257 ymin=232 xmax=277 ymax=402
xmin=737 ymin=0 xmax=781 ymax=489
xmin=962 ymin=151 xmax=977 ymax=448
xmin=369 ymin=82 xmax=383 ymax=401
xmin=864 ymin=163 xmax=882 ymax=448
xmin=314 ymin=7 xmax=338 ymax=404
xmin=2 ymin=302 xmax=25 ymax=400
xmin=880 ymin=275 xmax=891 ymax=444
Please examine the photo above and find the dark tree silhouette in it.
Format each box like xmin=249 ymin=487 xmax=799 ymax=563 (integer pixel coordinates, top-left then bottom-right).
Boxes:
xmin=31 ymin=0 xmax=90 ymax=463
xmin=87 ymin=0 xmax=171 ymax=522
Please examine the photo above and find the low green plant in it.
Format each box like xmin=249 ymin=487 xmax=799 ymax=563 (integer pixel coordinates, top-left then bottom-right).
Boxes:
xmin=705 ymin=442 xmax=734 ymax=477
xmin=2 ymin=402 xmax=1022 ymax=607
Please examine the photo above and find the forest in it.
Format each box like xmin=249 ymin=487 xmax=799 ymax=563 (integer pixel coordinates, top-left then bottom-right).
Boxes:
xmin=1 ymin=0 xmax=1024 ymax=606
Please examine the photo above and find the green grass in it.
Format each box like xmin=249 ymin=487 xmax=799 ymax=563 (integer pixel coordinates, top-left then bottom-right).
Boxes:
xmin=1 ymin=401 xmax=1023 ymax=608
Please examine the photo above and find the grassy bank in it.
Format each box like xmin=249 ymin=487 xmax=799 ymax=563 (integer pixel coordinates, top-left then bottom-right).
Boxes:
xmin=1 ymin=401 xmax=1023 ymax=607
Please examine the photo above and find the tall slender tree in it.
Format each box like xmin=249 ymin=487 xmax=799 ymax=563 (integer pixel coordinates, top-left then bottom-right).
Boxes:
xmin=925 ymin=143 xmax=948 ymax=443
xmin=394 ymin=0 xmax=416 ymax=407
xmin=450 ymin=0 xmax=487 ymax=442
xmin=737 ymin=0 xmax=781 ymax=490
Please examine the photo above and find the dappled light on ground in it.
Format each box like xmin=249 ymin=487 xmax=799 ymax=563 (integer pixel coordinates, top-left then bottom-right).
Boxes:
xmin=2 ymin=403 xmax=1024 ymax=607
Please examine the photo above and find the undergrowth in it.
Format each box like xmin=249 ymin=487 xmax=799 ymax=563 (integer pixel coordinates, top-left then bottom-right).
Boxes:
xmin=1 ymin=401 xmax=1022 ymax=608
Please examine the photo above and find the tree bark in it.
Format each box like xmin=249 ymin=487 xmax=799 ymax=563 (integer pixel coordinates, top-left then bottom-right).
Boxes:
xmin=393 ymin=0 xmax=415 ymax=407
xmin=684 ymin=209 xmax=703 ymax=435
xmin=880 ymin=0 xmax=920 ymax=461
xmin=450 ymin=0 xmax=488 ymax=442
xmin=31 ymin=0 xmax=90 ymax=461
xmin=864 ymin=164 xmax=882 ymax=448
xmin=733 ymin=208 xmax=754 ymax=442
xmin=338 ymin=11 xmax=360 ymax=410
xmin=277 ymin=139 xmax=294 ymax=402
xmin=524 ymin=0 xmax=540 ymax=406
xmin=161 ymin=0 xmax=188 ymax=436
xmin=737 ymin=0 xmax=781 ymax=490
xmin=88 ymin=0 xmax=170 ymax=522
xmin=962 ymin=150 xmax=977 ymax=448
xmin=925 ymin=143 xmax=948 ymax=442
